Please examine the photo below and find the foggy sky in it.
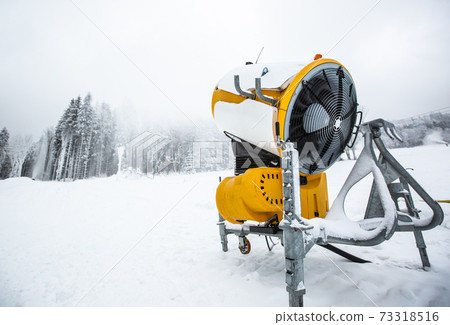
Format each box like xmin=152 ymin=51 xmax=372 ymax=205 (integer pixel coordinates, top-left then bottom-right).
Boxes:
xmin=1 ymin=0 xmax=450 ymax=137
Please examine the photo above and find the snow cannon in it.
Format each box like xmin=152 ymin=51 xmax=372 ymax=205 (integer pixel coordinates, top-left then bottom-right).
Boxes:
xmin=212 ymin=55 xmax=359 ymax=224
xmin=212 ymin=55 xmax=443 ymax=307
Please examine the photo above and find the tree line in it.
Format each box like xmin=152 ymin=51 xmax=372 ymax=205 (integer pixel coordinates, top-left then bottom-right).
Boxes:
xmin=1 ymin=93 xmax=118 ymax=181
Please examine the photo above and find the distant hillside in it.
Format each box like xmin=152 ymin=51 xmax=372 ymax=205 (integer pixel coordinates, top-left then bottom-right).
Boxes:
xmin=381 ymin=109 xmax=450 ymax=148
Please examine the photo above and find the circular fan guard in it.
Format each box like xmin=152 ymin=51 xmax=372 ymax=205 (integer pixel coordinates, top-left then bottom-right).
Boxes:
xmin=288 ymin=65 xmax=358 ymax=174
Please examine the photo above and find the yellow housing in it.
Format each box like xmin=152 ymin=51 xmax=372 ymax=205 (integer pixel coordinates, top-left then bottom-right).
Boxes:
xmin=216 ymin=167 xmax=329 ymax=224
xmin=300 ymin=172 xmax=329 ymax=219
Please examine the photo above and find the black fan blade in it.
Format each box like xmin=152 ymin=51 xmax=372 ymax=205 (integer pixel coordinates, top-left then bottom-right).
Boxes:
xmin=338 ymin=128 xmax=345 ymax=150
xmin=288 ymin=124 xmax=306 ymax=138
xmin=317 ymin=128 xmax=336 ymax=161
xmin=303 ymin=83 xmax=327 ymax=107
xmin=342 ymin=107 xmax=355 ymax=120
xmin=322 ymin=69 xmax=331 ymax=89
xmin=319 ymin=89 xmax=338 ymax=117
xmin=307 ymin=125 xmax=332 ymax=137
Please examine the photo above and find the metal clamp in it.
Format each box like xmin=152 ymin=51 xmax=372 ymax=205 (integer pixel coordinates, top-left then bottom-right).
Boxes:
xmin=234 ymin=75 xmax=256 ymax=99
xmin=255 ymin=78 xmax=278 ymax=106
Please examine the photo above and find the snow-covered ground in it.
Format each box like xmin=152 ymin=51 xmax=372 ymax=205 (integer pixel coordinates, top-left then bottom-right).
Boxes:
xmin=0 ymin=144 xmax=449 ymax=307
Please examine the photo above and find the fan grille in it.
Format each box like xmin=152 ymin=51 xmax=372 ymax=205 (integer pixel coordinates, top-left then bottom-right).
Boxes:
xmin=288 ymin=65 xmax=358 ymax=174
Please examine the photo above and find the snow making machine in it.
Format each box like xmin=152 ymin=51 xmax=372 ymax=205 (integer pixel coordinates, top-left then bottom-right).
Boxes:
xmin=211 ymin=55 xmax=444 ymax=306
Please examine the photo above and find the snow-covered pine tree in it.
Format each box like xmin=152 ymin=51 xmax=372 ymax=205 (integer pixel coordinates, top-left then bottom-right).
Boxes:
xmin=76 ymin=93 xmax=95 ymax=179
xmin=0 ymin=127 xmax=12 ymax=179
xmin=0 ymin=127 xmax=8 ymax=164
xmin=53 ymin=97 xmax=80 ymax=180
xmin=35 ymin=128 xmax=55 ymax=180
xmin=22 ymin=128 xmax=56 ymax=180
xmin=91 ymin=102 xmax=118 ymax=176
xmin=101 ymin=103 xmax=118 ymax=176
xmin=21 ymin=143 xmax=38 ymax=177
xmin=9 ymin=135 xmax=34 ymax=177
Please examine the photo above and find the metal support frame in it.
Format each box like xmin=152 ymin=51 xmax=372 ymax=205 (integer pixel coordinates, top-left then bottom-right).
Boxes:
xmin=363 ymin=119 xmax=443 ymax=268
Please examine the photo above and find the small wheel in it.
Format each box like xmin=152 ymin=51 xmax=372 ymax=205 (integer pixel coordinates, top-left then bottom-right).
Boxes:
xmin=239 ymin=237 xmax=251 ymax=255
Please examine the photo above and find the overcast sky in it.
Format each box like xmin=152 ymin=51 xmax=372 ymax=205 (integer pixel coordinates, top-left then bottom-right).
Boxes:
xmin=1 ymin=0 xmax=449 ymax=137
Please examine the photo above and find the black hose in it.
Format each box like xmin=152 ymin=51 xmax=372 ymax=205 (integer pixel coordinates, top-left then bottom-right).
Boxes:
xmin=319 ymin=244 xmax=370 ymax=263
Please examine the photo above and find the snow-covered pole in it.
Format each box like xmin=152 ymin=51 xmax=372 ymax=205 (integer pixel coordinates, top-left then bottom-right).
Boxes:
xmin=279 ymin=140 xmax=308 ymax=307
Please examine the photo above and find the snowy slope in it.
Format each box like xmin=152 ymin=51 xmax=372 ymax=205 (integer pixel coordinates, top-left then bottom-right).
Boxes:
xmin=0 ymin=144 xmax=449 ymax=307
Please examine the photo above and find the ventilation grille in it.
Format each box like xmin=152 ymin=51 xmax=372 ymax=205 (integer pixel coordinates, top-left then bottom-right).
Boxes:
xmin=288 ymin=66 xmax=358 ymax=174
xmin=232 ymin=140 xmax=280 ymax=175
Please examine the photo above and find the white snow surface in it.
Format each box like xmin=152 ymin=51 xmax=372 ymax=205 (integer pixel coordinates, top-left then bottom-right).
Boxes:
xmin=1 ymin=144 xmax=450 ymax=307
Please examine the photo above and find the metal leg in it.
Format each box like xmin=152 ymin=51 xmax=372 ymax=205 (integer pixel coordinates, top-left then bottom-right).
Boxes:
xmin=283 ymin=228 xmax=306 ymax=307
xmin=281 ymin=142 xmax=308 ymax=307
xmin=218 ymin=214 xmax=228 ymax=252
xmin=413 ymin=229 xmax=430 ymax=268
